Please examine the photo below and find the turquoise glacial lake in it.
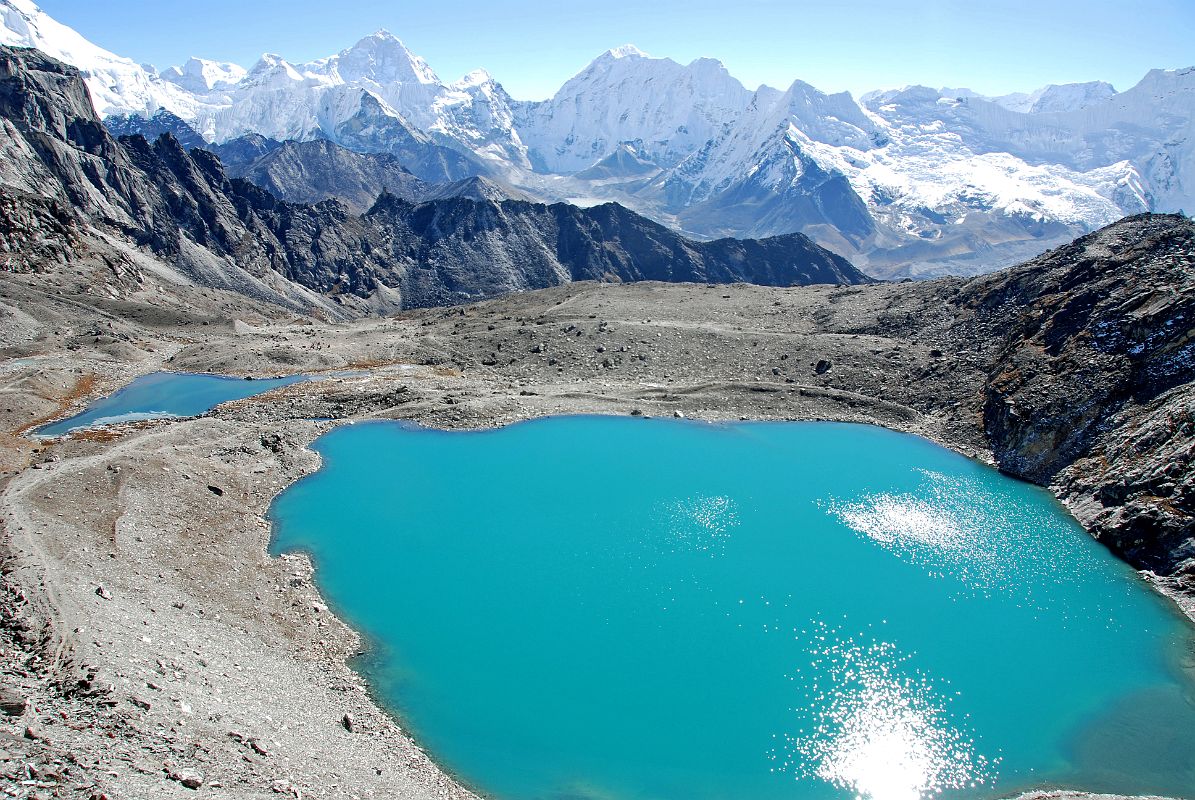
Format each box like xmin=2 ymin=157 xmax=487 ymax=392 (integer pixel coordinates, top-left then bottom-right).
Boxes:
xmin=38 ymin=371 xmax=307 ymax=435
xmin=270 ymin=417 xmax=1195 ymax=800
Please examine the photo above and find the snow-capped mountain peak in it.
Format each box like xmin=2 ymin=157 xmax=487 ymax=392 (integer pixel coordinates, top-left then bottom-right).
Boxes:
xmin=243 ymin=53 xmax=306 ymax=86
xmin=0 ymin=0 xmax=198 ymax=116
xmin=516 ymin=45 xmax=753 ymax=173
xmin=604 ymin=44 xmax=650 ymax=60
xmin=451 ymin=68 xmax=494 ymax=90
xmin=161 ymin=57 xmax=246 ymax=94
xmin=773 ymin=79 xmax=881 ymax=149
xmin=0 ymin=0 xmax=128 ymax=72
xmin=330 ymin=30 xmax=440 ymax=86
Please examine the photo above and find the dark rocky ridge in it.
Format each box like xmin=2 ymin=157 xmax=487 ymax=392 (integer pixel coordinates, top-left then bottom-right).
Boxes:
xmin=0 ymin=45 xmax=870 ymax=317
xmin=216 ymin=137 xmax=429 ymax=212
xmin=359 ymin=192 xmax=868 ymax=307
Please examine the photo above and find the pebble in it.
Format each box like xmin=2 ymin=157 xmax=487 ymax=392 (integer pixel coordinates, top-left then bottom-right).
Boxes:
xmin=166 ymin=764 xmax=204 ymax=790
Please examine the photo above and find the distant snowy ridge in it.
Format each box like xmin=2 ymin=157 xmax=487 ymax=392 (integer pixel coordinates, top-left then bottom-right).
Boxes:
xmin=939 ymin=81 xmax=1118 ymax=113
xmin=1 ymin=0 xmax=1191 ymax=278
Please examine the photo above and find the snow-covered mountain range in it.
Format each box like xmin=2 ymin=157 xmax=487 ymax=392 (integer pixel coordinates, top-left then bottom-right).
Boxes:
xmin=2 ymin=0 xmax=1191 ymax=277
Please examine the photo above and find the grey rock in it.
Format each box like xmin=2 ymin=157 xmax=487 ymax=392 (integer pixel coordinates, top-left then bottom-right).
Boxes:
xmin=0 ymin=688 xmax=25 ymax=716
xmin=166 ymin=764 xmax=204 ymax=790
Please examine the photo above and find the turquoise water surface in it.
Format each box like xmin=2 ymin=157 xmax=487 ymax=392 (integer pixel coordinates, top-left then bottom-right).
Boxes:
xmin=38 ymin=371 xmax=308 ymax=435
xmin=270 ymin=417 xmax=1195 ymax=800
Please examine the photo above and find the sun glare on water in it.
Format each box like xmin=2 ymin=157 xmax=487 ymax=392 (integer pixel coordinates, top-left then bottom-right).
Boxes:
xmin=776 ymin=624 xmax=998 ymax=800
xmin=795 ymin=472 xmax=1009 ymax=798
xmin=820 ymin=468 xmax=1078 ymax=600
xmin=813 ymin=673 xmax=981 ymax=800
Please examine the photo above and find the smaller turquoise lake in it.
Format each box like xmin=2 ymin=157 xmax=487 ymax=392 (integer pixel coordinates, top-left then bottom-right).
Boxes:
xmin=38 ymin=371 xmax=308 ymax=436
xmin=270 ymin=417 xmax=1195 ymax=800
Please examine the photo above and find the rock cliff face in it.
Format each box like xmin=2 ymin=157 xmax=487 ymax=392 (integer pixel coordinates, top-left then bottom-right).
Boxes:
xmin=960 ymin=214 xmax=1194 ymax=575
xmin=0 ymin=187 xmax=77 ymax=268
xmin=0 ymin=45 xmax=871 ymax=316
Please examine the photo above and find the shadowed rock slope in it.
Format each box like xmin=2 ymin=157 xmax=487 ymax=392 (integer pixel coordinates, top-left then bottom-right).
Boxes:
xmin=0 ymin=45 xmax=869 ymax=318
xmin=962 ymin=214 xmax=1195 ymax=574
xmin=217 ymin=137 xmax=429 ymax=212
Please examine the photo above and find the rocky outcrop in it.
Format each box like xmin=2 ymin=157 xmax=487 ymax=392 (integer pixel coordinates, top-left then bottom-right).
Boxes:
xmin=0 ymin=187 xmax=78 ymax=269
xmin=959 ymin=214 xmax=1194 ymax=576
xmin=0 ymin=45 xmax=872 ymax=316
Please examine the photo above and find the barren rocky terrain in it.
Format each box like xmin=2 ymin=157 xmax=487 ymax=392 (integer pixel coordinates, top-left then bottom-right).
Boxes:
xmin=0 ymin=213 xmax=1191 ymax=799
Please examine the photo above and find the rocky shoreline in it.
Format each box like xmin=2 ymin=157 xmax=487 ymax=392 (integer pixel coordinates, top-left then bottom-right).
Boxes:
xmin=0 ymin=215 xmax=1192 ymax=798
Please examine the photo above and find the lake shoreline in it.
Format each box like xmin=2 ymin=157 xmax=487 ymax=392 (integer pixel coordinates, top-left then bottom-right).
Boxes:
xmin=270 ymin=415 xmax=1195 ymax=799
xmin=1 ymin=248 xmax=1191 ymax=798
xmin=1 ymin=360 xmax=1188 ymax=799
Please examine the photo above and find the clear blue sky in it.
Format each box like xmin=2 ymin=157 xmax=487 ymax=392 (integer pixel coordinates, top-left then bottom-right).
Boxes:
xmin=37 ymin=0 xmax=1195 ymax=100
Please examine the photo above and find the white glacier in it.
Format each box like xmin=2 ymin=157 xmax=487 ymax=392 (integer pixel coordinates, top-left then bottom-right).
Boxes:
xmin=0 ymin=0 xmax=202 ymax=117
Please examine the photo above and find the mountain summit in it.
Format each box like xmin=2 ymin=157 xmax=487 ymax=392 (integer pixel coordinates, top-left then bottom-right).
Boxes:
xmin=331 ymin=30 xmax=440 ymax=86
